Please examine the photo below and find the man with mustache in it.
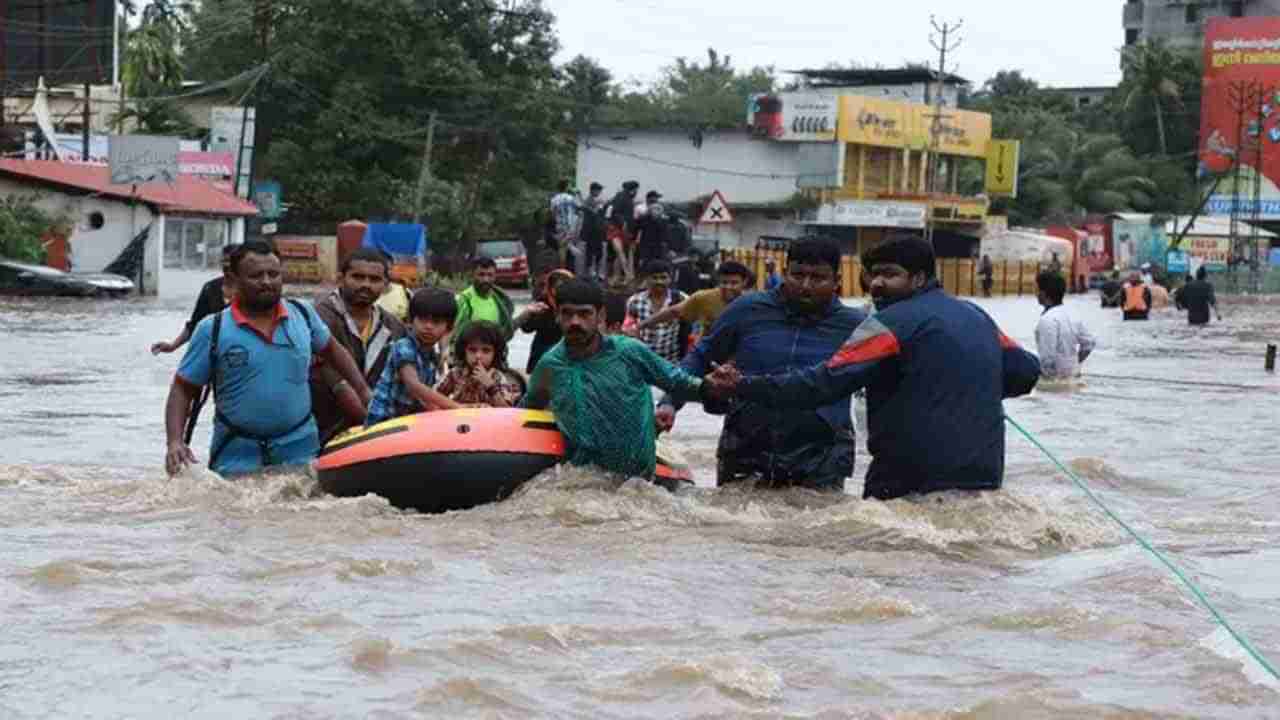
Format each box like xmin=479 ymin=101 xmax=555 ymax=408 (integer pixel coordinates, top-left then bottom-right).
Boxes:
xmin=656 ymin=238 xmax=866 ymax=492
xmin=310 ymin=248 xmax=407 ymax=444
xmin=707 ymin=237 xmax=1041 ymax=501
xmin=164 ymin=240 xmax=371 ymax=477
xmin=521 ymin=279 xmax=717 ymax=482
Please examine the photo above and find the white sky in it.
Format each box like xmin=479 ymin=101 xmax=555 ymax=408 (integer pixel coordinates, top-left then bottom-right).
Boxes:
xmin=542 ymin=0 xmax=1126 ymax=90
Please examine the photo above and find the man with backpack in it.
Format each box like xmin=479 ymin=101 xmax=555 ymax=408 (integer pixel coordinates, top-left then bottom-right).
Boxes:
xmin=163 ymin=240 xmax=371 ymax=477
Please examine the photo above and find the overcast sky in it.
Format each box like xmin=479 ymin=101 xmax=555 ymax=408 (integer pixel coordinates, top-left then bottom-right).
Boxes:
xmin=542 ymin=0 xmax=1126 ymax=90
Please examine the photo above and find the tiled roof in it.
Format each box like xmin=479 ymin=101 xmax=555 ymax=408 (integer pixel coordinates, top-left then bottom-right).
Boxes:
xmin=0 ymin=159 xmax=259 ymax=217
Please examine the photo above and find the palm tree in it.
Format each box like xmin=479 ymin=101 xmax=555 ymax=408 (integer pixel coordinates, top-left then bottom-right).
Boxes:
xmin=1019 ymin=125 xmax=1157 ymax=217
xmin=1121 ymin=40 xmax=1186 ymax=156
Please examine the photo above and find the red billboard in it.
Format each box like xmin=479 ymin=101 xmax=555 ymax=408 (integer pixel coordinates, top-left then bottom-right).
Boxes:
xmin=1200 ymin=17 xmax=1280 ymax=219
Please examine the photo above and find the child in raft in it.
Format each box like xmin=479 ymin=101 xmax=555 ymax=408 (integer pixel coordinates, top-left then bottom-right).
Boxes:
xmin=365 ymin=288 xmax=462 ymax=426
xmin=437 ymin=320 xmax=525 ymax=408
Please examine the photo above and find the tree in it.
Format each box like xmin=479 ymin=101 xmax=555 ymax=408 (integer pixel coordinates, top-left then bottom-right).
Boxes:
xmin=561 ymin=55 xmax=612 ymax=130
xmin=1017 ymin=126 xmax=1158 ymax=222
xmin=599 ymin=48 xmax=775 ymax=130
xmin=1120 ymin=40 xmax=1189 ymax=156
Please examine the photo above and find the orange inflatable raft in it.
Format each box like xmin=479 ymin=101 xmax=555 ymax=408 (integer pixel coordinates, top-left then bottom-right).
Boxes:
xmin=316 ymin=408 xmax=694 ymax=513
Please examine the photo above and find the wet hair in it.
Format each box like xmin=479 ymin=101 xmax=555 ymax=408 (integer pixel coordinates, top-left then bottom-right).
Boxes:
xmin=787 ymin=237 xmax=841 ymax=273
xmin=473 ymin=256 xmax=497 ymax=271
xmin=229 ymin=239 xmax=277 ymax=274
xmin=341 ymin=247 xmax=391 ymax=277
xmin=716 ymin=260 xmax=753 ymax=282
xmin=220 ymin=244 xmax=237 ymax=258
xmin=557 ymin=179 xmax=570 ymax=193
xmin=1036 ymin=269 xmax=1066 ymax=304
xmin=555 ymin=278 xmax=605 ymax=308
xmin=1196 ymin=266 xmax=1208 ymax=281
xmin=642 ymin=259 xmax=672 ymax=277
xmin=589 ymin=181 xmax=603 ymax=191
xmin=409 ymin=288 xmax=458 ymax=323
xmin=453 ymin=320 xmax=509 ymax=371
xmin=862 ymin=237 xmax=936 ymax=279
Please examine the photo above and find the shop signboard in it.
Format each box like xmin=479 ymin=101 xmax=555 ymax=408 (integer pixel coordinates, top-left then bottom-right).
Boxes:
xmin=748 ymin=92 xmax=838 ymax=141
xmin=838 ymin=96 xmax=913 ymax=148
xmin=273 ymin=235 xmax=336 ymax=283
xmin=1199 ymin=18 xmax=1280 ymax=219
xmin=837 ymin=96 xmax=991 ymax=157
xmin=811 ymin=200 xmax=926 ymax=228
xmin=1183 ymin=235 xmax=1231 ymax=270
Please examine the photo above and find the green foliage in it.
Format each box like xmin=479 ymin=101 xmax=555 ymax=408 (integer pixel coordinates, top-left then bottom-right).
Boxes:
xmin=0 ymin=195 xmax=68 ymax=263
xmin=597 ymin=48 xmax=775 ymax=129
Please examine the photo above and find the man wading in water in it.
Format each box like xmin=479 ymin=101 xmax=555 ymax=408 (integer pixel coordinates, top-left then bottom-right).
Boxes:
xmin=707 ymin=237 xmax=1041 ymax=501
xmin=150 ymin=244 xmax=236 ymax=355
xmin=520 ymin=279 xmax=718 ymax=482
xmin=164 ymin=241 xmax=371 ymax=476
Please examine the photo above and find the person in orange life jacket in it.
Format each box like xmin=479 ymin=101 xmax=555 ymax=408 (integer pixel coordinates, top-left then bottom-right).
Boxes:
xmin=164 ymin=241 xmax=372 ymax=477
xmin=1121 ymin=272 xmax=1152 ymax=321
xmin=706 ymin=237 xmax=1041 ymax=501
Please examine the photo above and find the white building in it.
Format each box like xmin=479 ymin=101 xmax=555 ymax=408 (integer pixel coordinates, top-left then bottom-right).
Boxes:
xmin=576 ymin=128 xmax=807 ymax=248
xmin=0 ymin=159 xmax=258 ymax=295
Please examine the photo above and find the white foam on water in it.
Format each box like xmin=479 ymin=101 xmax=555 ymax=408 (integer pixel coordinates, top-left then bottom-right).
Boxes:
xmin=1198 ymin=626 xmax=1280 ymax=691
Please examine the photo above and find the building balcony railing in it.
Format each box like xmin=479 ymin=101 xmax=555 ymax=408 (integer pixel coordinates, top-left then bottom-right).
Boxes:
xmin=1123 ymin=1 xmax=1143 ymax=27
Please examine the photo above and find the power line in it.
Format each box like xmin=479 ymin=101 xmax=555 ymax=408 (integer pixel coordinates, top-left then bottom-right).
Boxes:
xmin=584 ymin=139 xmax=802 ymax=180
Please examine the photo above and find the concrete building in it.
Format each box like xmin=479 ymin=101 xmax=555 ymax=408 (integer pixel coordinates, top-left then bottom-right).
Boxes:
xmin=1 ymin=81 xmax=235 ymax=142
xmin=0 ymin=159 xmax=257 ymax=295
xmin=1052 ymin=86 xmax=1115 ymax=110
xmin=1123 ymin=0 xmax=1280 ymax=51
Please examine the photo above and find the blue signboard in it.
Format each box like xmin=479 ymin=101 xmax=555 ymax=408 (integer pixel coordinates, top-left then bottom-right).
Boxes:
xmin=1167 ymin=249 xmax=1189 ymax=276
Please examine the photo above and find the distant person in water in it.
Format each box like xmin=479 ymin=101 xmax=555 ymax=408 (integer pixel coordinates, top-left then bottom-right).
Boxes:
xmin=1100 ymin=270 xmax=1123 ymax=308
xmin=1121 ymin=272 xmax=1152 ymax=321
xmin=151 ymin=244 xmax=236 ymax=355
xmin=1035 ymin=270 xmax=1096 ymax=380
xmin=1178 ymin=266 xmax=1221 ymax=326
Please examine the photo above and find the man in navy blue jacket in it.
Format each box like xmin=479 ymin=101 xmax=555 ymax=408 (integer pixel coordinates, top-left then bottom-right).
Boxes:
xmin=707 ymin=237 xmax=1041 ymax=501
xmin=657 ymin=238 xmax=867 ymax=491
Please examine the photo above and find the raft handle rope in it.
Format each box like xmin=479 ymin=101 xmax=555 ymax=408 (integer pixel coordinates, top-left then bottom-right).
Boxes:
xmin=1004 ymin=413 xmax=1279 ymax=682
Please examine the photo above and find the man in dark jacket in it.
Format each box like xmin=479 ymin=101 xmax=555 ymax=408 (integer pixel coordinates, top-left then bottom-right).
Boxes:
xmin=310 ymin=248 xmax=407 ymax=444
xmin=707 ymin=238 xmax=1041 ymax=501
xmin=1179 ymin=266 xmax=1221 ymax=325
xmin=151 ymin=244 xmax=235 ymax=355
xmin=657 ymin=238 xmax=867 ymax=491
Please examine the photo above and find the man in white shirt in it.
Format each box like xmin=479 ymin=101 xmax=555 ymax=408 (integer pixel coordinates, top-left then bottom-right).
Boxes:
xmin=1035 ymin=269 xmax=1096 ymax=380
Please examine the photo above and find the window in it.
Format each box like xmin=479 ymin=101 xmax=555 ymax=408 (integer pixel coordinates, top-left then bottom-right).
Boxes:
xmin=163 ymin=217 xmax=228 ymax=270
xmin=1186 ymin=4 xmax=1200 ymax=24
xmin=1126 ymin=29 xmax=1140 ymax=46
xmin=1230 ymin=1 xmax=1244 ymax=17
xmin=1079 ymin=97 xmax=1093 ymax=107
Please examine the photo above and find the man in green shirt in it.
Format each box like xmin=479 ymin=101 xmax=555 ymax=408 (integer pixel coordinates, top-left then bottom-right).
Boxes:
xmin=521 ymin=279 xmax=715 ymax=480
xmin=453 ymin=257 xmax=515 ymax=344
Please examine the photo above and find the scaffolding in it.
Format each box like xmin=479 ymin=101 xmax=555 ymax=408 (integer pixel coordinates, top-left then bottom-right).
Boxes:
xmin=1224 ymin=80 xmax=1271 ymax=293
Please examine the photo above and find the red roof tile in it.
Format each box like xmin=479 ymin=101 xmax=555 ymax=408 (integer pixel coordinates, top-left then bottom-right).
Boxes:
xmin=0 ymin=159 xmax=259 ymax=217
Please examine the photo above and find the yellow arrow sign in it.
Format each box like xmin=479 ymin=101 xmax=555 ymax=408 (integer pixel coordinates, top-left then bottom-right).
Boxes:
xmin=984 ymin=139 xmax=1020 ymax=197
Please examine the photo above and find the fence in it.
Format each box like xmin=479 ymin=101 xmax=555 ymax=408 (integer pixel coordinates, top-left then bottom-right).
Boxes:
xmin=721 ymin=248 xmax=1059 ymax=299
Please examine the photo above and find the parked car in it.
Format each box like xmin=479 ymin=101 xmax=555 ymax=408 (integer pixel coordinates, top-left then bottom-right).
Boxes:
xmin=0 ymin=259 xmax=134 ymax=298
xmin=474 ymin=240 xmax=529 ymax=288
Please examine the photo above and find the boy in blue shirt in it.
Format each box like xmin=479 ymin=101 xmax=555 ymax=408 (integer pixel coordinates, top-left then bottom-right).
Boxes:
xmin=365 ymin=288 xmax=462 ymax=426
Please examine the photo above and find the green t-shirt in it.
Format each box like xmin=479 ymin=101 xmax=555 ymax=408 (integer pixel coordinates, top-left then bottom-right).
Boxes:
xmin=467 ymin=291 xmax=501 ymax=325
xmin=520 ymin=335 xmax=703 ymax=478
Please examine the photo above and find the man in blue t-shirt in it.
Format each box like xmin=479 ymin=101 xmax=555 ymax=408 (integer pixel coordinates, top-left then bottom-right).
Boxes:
xmin=164 ymin=241 xmax=372 ymax=476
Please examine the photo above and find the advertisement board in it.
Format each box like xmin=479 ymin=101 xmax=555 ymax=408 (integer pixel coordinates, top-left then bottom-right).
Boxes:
xmin=1199 ymin=18 xmax=1280 ymax=219
xmin=748 ymin=93 xmax=838 ymax=141
xmin=838 ymin=96 xmax=992 ymax=157
xmin=1183 ymin=235 xmax=1231 ymax=270
xmin=810 ymin=200 xmax=927 ymax=228
xmin=273 ymin=235 xmax=337 ymax=284
xmin=108 ymin=135 xmax=181 ymax=186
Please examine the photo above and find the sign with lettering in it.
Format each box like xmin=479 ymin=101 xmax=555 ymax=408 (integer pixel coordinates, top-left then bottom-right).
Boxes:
xmin=838 ymin=96 xmax=911 ymax=148
xmin=811 ymin=200 xmax=927 ymax=228
xmin=108 ymin=135 xmax=181 ymax=185
xmin=1184 ymin=235 xmax=1231 ymax=269
xmin=749 ymin=92 xmax=838 ymax=141
xmin=984 ymin=139 xmax=1020 ymax=196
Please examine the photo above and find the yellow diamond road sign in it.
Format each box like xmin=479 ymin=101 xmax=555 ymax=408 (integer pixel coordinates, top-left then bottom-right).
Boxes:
xmin=984 ymin=139 xmax=1020 ymax=198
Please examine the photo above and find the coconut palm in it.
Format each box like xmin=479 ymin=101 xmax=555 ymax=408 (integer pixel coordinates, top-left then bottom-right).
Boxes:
xmin=1121 ymin=40 xmax=1187 ymax=156
xmin=1019 ymin=125 xmax=1157 ymax=217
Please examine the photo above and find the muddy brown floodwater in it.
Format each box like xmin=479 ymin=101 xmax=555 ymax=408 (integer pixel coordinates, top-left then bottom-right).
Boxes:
xmin=2 ymin=274 xmax=1278 ymax=718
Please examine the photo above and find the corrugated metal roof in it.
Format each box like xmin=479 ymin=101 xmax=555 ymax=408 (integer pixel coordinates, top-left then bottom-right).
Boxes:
xmin=0 ymin=159 xmax=259 ymax=217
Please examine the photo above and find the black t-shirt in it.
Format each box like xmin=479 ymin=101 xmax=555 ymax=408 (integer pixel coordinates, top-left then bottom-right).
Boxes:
xmin=185 ymin=277 xmax=227 ymax=334
xmin=607 ymin=192 xmax=635 ymax=233
xmin=523 ymin=306 xmax=563 ymax=374
xmin=580 ymin=200 xmax=606 ymax=247
xmin=605 ymin=291 xmax=629 ymax=328
xmin=1180 ymin=279 xmax=1216 ymax=324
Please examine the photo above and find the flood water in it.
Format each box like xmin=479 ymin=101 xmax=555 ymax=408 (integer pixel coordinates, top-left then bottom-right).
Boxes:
xmin=1 ymin=274 xmax=1278 ymax=718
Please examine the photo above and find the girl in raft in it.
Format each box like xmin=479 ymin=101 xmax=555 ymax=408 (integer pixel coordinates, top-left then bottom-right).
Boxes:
xmin=437 ymin=320 xmax=525 ymax=408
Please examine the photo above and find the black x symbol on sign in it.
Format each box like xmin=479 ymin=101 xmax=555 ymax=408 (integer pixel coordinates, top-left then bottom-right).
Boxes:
xmin=709 ymin=206 xmax=725 ymax=219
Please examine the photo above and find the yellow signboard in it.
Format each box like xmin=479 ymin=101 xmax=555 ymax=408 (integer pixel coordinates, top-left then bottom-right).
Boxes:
xmin=838 ymin=96 xmax=913 ymax=148
xmin=984 ymin=139 xmax=1021 ymax=197
xmin=838 ymin=96 xmax=993 ymax=157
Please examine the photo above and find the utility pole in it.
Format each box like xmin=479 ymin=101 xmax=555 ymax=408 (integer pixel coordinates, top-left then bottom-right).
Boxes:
xmin=413 ymin=111 xmax=439 ymax=224
xmin=82 ymin=82 xmax=92 ymax=160
xmin=924 ymin=15 xmax=962 ymax=248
